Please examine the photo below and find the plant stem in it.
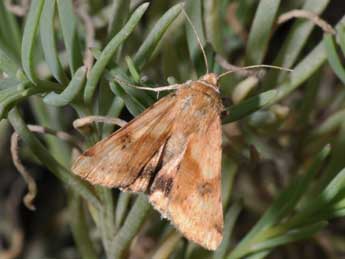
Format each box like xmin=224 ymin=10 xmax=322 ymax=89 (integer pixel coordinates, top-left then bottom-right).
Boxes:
xmin=151 ymin=229 xmax=182 ymax=259
xmin=68 ymin=191 xmax=98 ymax=259
xmin=112 ymin=194 xmax=151 ymax=259
xmin=8 ymin=107 xmax=101 ymax=210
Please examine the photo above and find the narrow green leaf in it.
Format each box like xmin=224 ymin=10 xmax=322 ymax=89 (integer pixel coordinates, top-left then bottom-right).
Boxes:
xmin=101 ymin=96 xmax=125 ymax=137
xmin=8 ymin=108 xmax=101 ymax=210
xmin=245 ymin=0 xmax=281 ymax=64
xmin=133 ymin=3 xmax=184 ymax=69
xmin=0 ymin=48 xmax=18 ymax=76
xmin=248 ymin=222 xmax=326 ymax=256
xmin=115 ymin=192 xmax=132 ymax=229
xmin=43 ymin=66 xmax=86 ymax=106
xmin=245 ymin=251 xmax=271 ymax=259
xmin=323 ymin=34 xmax=345 ymax=84
xmin=229 ymin=145 xmax=330 ymax=259
xmin=213 ymin=201 xmax=242 ymax=259
xmin=68 ymin=193 xmax=98 ymax=259
xmin=309 ymin=109 xmax=345 ymax=138
xmin=126 ymin=56 xmax=140 ymax=82
xmin=0 ymin=82 xmax=36 ymax=119
xmin=204 ymin=0 xmax=224 ymax=55
xmin=40 ymin=0 xmax=68 ymax=85
xmin=84 ymin=3 xmax=149 ymax=104
xmin=269 ymin=42 xmax=327 ymax=104
xmin=110 ymin=81 xmax=145 ymax=116
xmin=0 ymin=1 xmax=21 ymax=62
xmin=0 ymin=87 xmax=19 ymax=103
xmin=313 ymin=121 xmax=345 ymax=192
xmin=0 ymin=78 xmax=20 ymax=90
xmin=108 ymin=69 xmax=155 ymax=108
xmin=57 ymin=0 xmax=83 ymax=74
xmin=222 ymin=90 xmax=277 ymax=124
xmin=319 ymin=168 xmax=345 ymax=205
xmin=337 ymin=25 xmax=345 ymax=57
xmin=107 ymin=0 xmax=130 ymax=40
xmin=0 ymin=80 xmax=61 ymax=120
xmin=185 ymin=0 xmax=207 ymax=76
xmin=112 ymin=195 xmax=151 ymax=259
xmin=21 ymin=0 xmax=45 ymax=83
xmin=263 ymin=0 xmax=331 ymax=89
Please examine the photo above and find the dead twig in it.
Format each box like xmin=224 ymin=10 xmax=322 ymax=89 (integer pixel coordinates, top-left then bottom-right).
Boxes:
xmin=73 ymin=116 xmax=127 ymax=130
xmin=10 ymin=125 xmax=82 ymax=210
xmin=75 ymin=1 xmax=96 ymax=73
xmin=4 ymin=0 xmax=29 ymax=16
xmin=277 ymin=9 xmax=335 ymax=34
xmin=10 ymin=133 xmax=37 ymax=211
xmin=226 ymin=3 xmax=248 ymax=42
xmin=27 ymin=125 xmax=83 ymax=151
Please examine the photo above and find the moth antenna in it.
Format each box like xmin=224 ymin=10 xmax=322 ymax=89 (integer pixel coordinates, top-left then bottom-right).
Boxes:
xmin=181 ymin=8 xmax=209 ymax=74
xmin=217 ymin=65 xmax=293 ymax=80
xmin=113 ymin=77 xmax=182 ymax=92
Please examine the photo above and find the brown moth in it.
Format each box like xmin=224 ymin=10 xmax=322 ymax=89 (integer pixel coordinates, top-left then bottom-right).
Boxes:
xmin=72 ymin=73 xmax=224 ymax=250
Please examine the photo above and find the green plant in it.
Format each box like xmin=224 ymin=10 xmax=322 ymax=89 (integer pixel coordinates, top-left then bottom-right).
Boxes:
xmin=1 ymin=0 xmax=345 ymax=258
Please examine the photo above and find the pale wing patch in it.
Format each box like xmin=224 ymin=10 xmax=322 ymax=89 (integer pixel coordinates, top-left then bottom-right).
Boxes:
xmin=167 ymin=116 xmax=223 ymax=250
xmin=72 ymin=95 xmax=176 ymax=188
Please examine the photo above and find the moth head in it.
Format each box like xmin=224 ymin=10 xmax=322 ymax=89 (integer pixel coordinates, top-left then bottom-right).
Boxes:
xmin=200 ymin=73 xmax=218 ymax=88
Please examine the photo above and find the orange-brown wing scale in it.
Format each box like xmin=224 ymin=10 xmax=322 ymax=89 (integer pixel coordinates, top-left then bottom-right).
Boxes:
xmin=72 ymin=94 xmax=177 ymax=188
xmin=148 ymin=82 xmax=224 ymax=250
xmin=167 ymin=116 xmax=223 ymax=250
xmin=72 ymin=80 xmax=224 ymax=250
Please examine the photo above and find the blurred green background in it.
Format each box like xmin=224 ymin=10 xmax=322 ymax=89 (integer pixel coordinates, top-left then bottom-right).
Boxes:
xmin=1 ymin=0 xmax=345 ymax=258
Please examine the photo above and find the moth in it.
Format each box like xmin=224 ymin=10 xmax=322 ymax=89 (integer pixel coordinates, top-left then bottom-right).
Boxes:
xmin=72 ymin=72 xmax=224 ymax=250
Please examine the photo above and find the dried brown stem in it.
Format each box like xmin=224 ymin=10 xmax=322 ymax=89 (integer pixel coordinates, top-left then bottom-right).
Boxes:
xmin=277 ymin=9 xmax=335 ymax=34
xmin=27 ymin=125 xmax=83 ymax=151
xmin=0 ymin=229 xmax=24 ymax=259
xmin=10 ymin=125 xmax=83 ymax=210
xmin=73 ymin=115 xmax=127 ymax=130
xmin=4 ymin=0 xmax=29 ymax=16
xmin=10 ymin=133 xmax=37 ymax=210
xmin=226 ymin=3 xmax=248 ymax=42
xmin=76 ymin=2 xmax=95 ymax=73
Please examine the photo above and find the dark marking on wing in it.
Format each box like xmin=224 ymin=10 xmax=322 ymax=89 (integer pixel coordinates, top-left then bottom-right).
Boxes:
xmin=151 ymin=176 xmax=173 ymax=196
xmin=120 ymin=133 xmax=132 ymax=150
xmin=214 ymin=223 xmax=223 ymax=235
xmin=198 ymin=182 xmax=213 ymax=196
xmin=84 ymin=147 xmax=96 ymax=157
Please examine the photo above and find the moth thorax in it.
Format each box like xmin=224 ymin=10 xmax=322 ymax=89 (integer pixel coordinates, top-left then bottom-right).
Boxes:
xmin=200 ymin=73 xmax=218 ymax=88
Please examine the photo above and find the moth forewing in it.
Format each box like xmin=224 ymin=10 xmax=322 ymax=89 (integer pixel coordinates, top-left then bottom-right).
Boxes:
xmin=71 ymin=94 xmax=177 ymax=187
xmin=71 ymin=73 xmax=224 ymax=250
